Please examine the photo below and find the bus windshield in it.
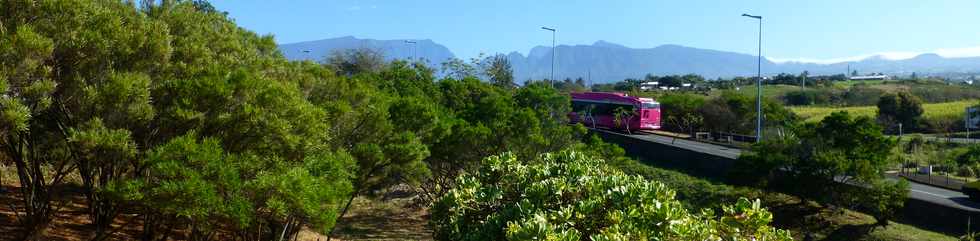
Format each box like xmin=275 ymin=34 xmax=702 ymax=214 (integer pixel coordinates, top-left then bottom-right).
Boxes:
xmin=642 ymin=102 xmax=660 ymax=109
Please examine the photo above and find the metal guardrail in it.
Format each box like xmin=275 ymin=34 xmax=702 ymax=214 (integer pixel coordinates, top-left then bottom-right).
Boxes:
xmin=899 ymin=168 xmax=969 ymax=191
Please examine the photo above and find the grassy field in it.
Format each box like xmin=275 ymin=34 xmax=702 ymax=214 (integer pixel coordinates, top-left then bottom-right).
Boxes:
xmin=833 ymin=80 xmax=888 ymax=88
xmin=731 ymin=84 xmax=804 ymax=99
xmin=790 ymin=100 xmax=979 ymax=122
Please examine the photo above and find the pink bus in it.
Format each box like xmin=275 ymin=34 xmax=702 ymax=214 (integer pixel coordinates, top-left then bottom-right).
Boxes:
xmin=568 ymin=92 xmax=661 ymax=131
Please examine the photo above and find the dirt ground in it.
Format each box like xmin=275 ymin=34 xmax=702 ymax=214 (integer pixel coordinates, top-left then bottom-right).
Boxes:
xmin=0 ymin=183 xmax=429 ymax=241
xmin=0 ymin=185 xmax=146 ymax=241
xmin=332 ymin=195 xmax=433 ymax=241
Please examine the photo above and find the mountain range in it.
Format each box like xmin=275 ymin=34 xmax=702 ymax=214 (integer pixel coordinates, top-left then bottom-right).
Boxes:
xmin=279 ymin=36 xmax=980 ymax=83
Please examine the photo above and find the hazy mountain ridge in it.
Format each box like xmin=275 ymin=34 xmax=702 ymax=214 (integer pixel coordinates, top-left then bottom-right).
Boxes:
xmin=279 ymin=36 xmax=980 ymax=83
xmin=279 ymin=36 xmax=456 ymax=64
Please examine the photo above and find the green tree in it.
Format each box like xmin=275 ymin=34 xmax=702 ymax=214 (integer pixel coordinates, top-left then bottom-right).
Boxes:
xmin=1 ymin=0 xmax=170 ymax=236
xmin=877 ymin=91 xmax=924 ymax=131
xmin=738 ymin=111 xmax=907 ymax=227
xmin=440 ymin=57 xmax=478 ymax=80
xmin=325 ymin=48 xmax=387 ymax=77
xmin=481 ymin=54 xmax=514 ymax=88
xmin=2 ymin=1 xmax=362 ymax=239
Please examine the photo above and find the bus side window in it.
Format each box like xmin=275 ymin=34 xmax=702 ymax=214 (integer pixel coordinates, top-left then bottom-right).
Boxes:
xmin=571 ymin=101 xmax=584 ymax=112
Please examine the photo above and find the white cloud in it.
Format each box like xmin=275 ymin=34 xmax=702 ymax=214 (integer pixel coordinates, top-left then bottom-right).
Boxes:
xmin=935 ymin=46 xmax=980 ymax=58
xmin=768 ymin=46 xmax=980 ymax=64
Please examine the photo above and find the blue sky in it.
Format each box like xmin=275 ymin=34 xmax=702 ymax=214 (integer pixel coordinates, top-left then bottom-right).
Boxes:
xmin=210 ymin=0 xmax=980 ymax=63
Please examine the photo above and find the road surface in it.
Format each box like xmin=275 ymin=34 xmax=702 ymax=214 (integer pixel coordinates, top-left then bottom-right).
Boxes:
xmin=625 ymin=131 xmax=742 ymax=159
xmin=596 ymin=129 xmax=980 ymax=211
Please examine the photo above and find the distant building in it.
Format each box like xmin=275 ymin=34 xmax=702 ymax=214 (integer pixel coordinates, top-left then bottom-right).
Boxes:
xmin=849 ymin=75 xmax=889 ymax=81
xmin=640 ymin=81 xmax=659 ymax=91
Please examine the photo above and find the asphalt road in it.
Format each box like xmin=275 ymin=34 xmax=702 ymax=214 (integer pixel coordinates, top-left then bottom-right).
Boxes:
xmin=624 ymin=131 xmax=742 ymax=159
xmin=905 ymin=180 xmax=980 ymax=211
xmin=600 ymin=129 xmax=980 ymax=212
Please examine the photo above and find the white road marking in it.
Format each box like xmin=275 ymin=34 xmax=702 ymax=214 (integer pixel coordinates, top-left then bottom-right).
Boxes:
xmin=911 ymin=189 xmax=951 ymax=199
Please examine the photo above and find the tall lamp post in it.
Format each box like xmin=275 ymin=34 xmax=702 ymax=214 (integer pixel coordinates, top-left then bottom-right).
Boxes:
xmin=541 ymin=26 xmax=556 ymax=87
xmin=742 ymin=13 xmax=763 ymax=143
xmin=404 ymin=40 xmax=418 ymax=61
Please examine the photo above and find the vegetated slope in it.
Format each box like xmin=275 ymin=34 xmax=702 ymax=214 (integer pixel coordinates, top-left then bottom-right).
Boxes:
xmin=790 ymin=100 xmax=977 ymax=123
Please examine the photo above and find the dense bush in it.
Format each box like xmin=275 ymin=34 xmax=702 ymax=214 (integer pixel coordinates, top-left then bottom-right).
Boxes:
xmin=581 ymin=135 xmax=757 ymax=209
xmin=658 ymin=91 xmax=797 ymax=135
xmin=783 ymin=89 xmax=832 ymax=106
xmin=782 ymin=86 xmax=886 ymax=107
xmin=957 ymin=166 xmax=976 ymax=178
xmin=910 ymin=82 xmax=980 ymax=103
xmin=877 ymin=91 xmax=925 ymax=132
xmin=0 ymin=0 xmax=587 ymax=239
xmin=430 ymin=151 xmax=792 ymax=241
xmin=957 ymin=145 xmax=980 ymax=166
xmin=738 ymin=111 xmax=907 ymax=227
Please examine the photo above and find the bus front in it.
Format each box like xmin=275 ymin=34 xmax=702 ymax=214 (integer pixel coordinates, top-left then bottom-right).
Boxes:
xmin=638 ymin=99 xmax=661 ymax=130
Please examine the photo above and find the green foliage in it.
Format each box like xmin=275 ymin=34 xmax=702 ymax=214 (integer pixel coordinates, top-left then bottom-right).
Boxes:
xmin=877 ymin=91 xmax=925 ymax=131
xmin=658 ymin=91 xmax=797 ymax=134
xmin=0 ymin=0 xmax=808 ymax=239
xmin=430 ymin=151 xmax=792 ymax=241
xmin=325 ymin=48 xmax=387 ymax=77
xmin=0 ymin=0 xmax=359 ymax=239
xmin=482 ymin=54 xmax=514 ymax=88
xmin=582 ymin=135 xmax=757 ymax=210
xmin=115 ymin=133 xmax=354 ymax=237
xmin=738 ymin=111 xmax=906 ymax=228
xmin=861 ymin=179 xmax=910 ymax=227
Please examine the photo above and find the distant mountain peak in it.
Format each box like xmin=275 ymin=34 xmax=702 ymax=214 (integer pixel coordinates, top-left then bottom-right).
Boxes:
xmin=281 ymin=35 xmax=980 ymax=83
xmin=913 ymin=53 xmax=943 ymax=59
xmin=592 ymin=40 xmax=628 ymax=49
xmin=528 ymin=46 xmax=552 ymax=58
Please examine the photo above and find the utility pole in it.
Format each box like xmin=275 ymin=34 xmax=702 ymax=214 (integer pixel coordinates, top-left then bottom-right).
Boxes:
xmin=802 ymin=72 xmax=806 ymax=89
xmin=743 ymin=13 xmax=763 ymax=143
xmin=542 ymin=27 xmax=557 ymax=87
xmin=588 ymin=69 xmax=592 ymax=88
xmin=404 ymin=40 xmax=417 ymax=61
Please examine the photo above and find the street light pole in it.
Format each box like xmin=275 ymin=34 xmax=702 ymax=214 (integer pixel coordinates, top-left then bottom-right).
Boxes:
xmin=742 ymin=13 xmax=763 ymax=143
xmin=541 ymin=27 xmax=556 ymax=87
xmin=404 ymin=40 xmax=417 ymax=61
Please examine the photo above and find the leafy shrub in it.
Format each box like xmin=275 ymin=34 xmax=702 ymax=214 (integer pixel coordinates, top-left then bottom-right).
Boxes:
xmin=739 ymin=111 xmax=906 ymax=227
xmin=430 ymin=151 xmax=792 ymax=241
xmin=877 ymin=91 xmax=924 ymax=131
xmin=840 ymin=86 xmax=887 ymax=106
xmin=784 ymin=89 xmax=834 ymax=106
xmin=957 ymin=145 xmax=980 ymax=166
xmin=958 ymin=166 xmax=976 ymax=178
